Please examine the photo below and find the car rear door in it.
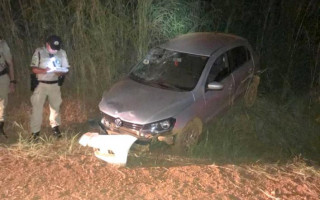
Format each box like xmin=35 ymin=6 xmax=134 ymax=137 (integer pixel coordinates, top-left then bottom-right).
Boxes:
xmin=227 ymin=46 xmax=254 ymax=98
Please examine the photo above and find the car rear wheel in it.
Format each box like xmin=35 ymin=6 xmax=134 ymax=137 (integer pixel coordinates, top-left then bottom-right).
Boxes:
xmin=173 ymin=118 xmax=203 ymax=154
xmin=244 ymin=75 xmax=260 ymax=107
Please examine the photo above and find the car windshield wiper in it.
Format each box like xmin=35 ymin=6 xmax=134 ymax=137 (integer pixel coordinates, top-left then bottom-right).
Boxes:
xmin=130 ymin=75 xmax=187 ymax=91
xmin=147 ymin=80 xmax=185 ymax=91
xmin=129 ymin=74 xmax=147 ymax=83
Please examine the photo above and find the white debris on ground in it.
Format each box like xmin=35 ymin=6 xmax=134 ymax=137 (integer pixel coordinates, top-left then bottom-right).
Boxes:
xmin=79 ymin=132 xmax=137 ymax=166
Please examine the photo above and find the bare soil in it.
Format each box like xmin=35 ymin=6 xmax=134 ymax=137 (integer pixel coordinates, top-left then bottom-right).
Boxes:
xmin=0 ymin=144 xmax=319 ymax=200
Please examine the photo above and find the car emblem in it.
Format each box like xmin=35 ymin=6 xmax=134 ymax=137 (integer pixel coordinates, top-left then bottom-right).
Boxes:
xmin=114 ymin=118 xmax=123 ymax=128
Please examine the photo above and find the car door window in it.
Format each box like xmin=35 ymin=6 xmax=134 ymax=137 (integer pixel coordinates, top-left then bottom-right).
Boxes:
xmin=206 ymin=53 xmax=230 ymax=85
xmin=227 ymin=46 xmax=251 ymax=72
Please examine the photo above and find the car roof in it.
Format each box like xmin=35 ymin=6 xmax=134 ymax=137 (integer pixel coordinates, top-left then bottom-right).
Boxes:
xmin=159 ymin=32 xmax=247 ymax=57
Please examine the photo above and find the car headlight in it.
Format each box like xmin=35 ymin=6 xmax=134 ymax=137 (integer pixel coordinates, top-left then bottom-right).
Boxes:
xmin=141 ymin=118 xmax=176 ymax=135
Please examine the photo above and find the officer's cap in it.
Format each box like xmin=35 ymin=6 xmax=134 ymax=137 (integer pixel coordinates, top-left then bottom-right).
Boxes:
xmin=46 ymin=35 xmax=62 ymax=50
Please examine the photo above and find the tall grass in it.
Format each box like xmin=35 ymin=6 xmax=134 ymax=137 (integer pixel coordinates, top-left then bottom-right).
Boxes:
xmin=0 ymin=0 xmax=230 ymax=98
xmin=192 ymin=95 xmax=320 ymax=163
xmin=1 ymin=0 xmax=136 ymax=98
xmin=1 ymin=0 xmax=319 ymax=98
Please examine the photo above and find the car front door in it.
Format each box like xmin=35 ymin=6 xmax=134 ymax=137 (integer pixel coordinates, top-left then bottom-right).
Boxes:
xmin=203 ymin=53 xmax=235 ymax=123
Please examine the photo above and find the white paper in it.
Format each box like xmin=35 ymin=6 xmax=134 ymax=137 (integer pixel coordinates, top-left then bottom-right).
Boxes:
xmin=46 ymin=57 xmax=69 ymax=73
xmin=47 ymin=67 xmax=69 ymax=73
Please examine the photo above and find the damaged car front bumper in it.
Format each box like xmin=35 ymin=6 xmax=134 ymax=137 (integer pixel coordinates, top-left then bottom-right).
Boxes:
xmin=99 ymin=113 xmax=176 ymax=144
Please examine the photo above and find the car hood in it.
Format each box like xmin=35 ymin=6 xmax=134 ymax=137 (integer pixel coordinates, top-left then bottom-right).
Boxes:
xmin=99 ymin=78 xmax=194 ymax=124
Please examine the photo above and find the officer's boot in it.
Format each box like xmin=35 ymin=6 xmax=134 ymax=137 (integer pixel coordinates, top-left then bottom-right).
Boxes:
xmin=0 ymin=122 xmax=8 ymax=139
xmin=31 ymin=132 xmax=40 ymax=142
xmin=52 ymin=126 xmax=62 ymax=138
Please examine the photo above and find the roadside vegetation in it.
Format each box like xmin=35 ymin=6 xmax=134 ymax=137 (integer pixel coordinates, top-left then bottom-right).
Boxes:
xmin=0 ymin=0 xmax=319 ymax=165
xmin=193 ymin=95 xmax=320 ymax=164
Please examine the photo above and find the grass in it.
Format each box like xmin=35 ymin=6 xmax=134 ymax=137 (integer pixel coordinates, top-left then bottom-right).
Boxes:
xmin=192 ymin=94 xmax=320 ymax=164
xmin=9 ymin=133 xmax=76 ymax=158
xmin=3 ymin=93 xmax=319 ymax=166
xmin=0 ymin=0 xmax=240 ymax=97
xmin=1 ymin=95 xmax=98 ymax=158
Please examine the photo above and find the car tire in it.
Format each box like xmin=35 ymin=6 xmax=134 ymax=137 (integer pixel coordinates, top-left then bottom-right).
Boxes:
xmin=173 ymin=118 xmax=203 ymax=154
xmin=244 ymin=75 xmax=260 ymax=107
xmin=98 ymin=121 xmax=108 ymax=135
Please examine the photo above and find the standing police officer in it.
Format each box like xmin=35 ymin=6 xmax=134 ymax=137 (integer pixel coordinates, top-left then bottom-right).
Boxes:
xmin=30 ymin=35 xmax=69 ymax=140
xmin=0 ymin=37 xmax=15 ymax=138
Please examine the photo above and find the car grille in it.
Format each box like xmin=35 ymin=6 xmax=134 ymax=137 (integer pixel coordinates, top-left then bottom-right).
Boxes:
xmin=103 ymin=113 xmax=143 ymax=131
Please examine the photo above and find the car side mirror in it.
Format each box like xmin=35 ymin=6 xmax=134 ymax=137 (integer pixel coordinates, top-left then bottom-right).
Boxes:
xmin=207 ymin=82 xmax=224 ymax=90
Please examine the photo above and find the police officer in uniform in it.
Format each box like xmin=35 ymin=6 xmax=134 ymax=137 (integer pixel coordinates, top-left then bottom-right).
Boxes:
xmin=0 ymin=37 xmax=15 ymax=138
xmin=30 ymin=35 xmax=69 ymax=140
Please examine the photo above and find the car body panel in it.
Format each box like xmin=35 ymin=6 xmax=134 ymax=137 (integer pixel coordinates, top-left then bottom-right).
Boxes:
xmin=202 ymin=74 xmax=236 ymax=123
xmin=159 ymin=32 xmax=247 ymax=57
xmin=99 ymin=78 xmax=195 ymax=124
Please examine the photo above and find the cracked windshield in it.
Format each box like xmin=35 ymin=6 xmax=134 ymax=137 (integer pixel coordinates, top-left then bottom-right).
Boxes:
xmin=130 ymin=48 xmax=208 ymax=91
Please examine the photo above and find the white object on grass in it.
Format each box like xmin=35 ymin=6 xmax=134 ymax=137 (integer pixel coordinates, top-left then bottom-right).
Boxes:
xmin=79 ymin=132 xmax=137 ymax=166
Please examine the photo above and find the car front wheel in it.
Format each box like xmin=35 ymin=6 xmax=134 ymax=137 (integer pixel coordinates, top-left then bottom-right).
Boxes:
xmin=173 ymin=118 xmax=203 ymax=154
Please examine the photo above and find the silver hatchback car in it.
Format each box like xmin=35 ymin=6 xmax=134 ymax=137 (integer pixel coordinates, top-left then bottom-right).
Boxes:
xmin=99 ymin=32 xmax=259 ymax=151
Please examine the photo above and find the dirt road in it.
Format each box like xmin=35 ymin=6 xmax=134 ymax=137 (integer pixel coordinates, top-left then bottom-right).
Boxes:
xmin=0 ymin=146 xmax=319 ymax=200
